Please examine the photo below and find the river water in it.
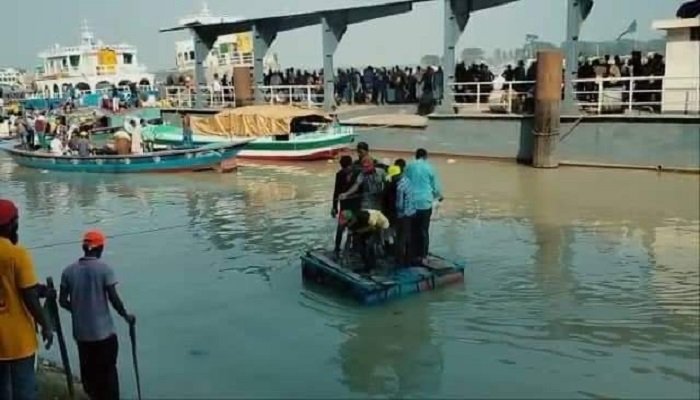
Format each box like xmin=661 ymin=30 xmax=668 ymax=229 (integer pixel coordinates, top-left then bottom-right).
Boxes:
xmin=1 ymin=153 xmax=698 ymax=399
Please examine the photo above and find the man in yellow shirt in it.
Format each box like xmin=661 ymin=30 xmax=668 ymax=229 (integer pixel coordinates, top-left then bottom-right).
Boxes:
xmin=0 ymin=199 xmax=53 ymax=400
xmin=344 ymin=209 xmax=390 ymax=272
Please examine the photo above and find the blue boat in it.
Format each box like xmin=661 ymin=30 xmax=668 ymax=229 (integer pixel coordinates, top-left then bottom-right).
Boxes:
xmin=0 ymin=141 xmax=250 ymax=173
xmin=301 ymin=250 xmax=465 ymax=305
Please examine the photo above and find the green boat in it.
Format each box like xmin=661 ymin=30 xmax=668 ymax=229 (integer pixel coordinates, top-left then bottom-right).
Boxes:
xmin=142 ymin=105 xmax=355 ymax=161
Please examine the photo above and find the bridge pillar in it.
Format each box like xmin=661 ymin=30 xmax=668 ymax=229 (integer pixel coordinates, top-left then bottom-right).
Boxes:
xmin=441 ymin=0 xmax=471 ymax=113
xmin=321 ymin=15 xmax=347 ymax=111
xmin=192 ymin=30 xmax=214 ymax=109
xmin=253 ymin=23 xmax=278 ymax=105
xmin=563 ymin=0 xmax=594 ymax=114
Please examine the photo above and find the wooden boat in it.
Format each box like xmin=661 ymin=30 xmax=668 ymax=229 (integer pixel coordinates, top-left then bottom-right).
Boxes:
xmin=141 ymin=105 xmax=355 ymax=161
xmin=0 ymin=141 xmax=250 ymax=173
xmin=301 ymin=250 xmax=465 ymax=305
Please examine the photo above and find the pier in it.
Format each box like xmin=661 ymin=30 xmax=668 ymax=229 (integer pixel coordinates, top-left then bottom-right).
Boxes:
xmin=155 ymin=0 xmax=698 ymax=172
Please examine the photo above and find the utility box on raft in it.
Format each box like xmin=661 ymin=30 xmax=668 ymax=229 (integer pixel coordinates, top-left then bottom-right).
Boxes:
xmin=301 ymin=250 xmax=465 ymax=305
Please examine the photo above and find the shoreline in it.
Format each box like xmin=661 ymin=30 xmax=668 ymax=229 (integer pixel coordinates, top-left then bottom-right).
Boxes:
xmin=37 ymin=358 xmax=87 ymax=400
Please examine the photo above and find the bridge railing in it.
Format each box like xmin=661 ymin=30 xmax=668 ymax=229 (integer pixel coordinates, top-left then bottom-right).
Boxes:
xmin=449 ymin=75 xmax=700 ymax=115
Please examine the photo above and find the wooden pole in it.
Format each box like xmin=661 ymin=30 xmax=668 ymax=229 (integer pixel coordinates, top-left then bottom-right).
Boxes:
xmin=533 ymin=50 xmax=563 ymax=168
xmin=45 ymin=277 xmax=75 ymax=400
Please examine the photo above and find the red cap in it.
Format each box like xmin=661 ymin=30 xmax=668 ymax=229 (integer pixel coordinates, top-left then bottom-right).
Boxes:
xmin=0 ymin=199 xmax=18 ymax=226
xmin=83 ymin=229 xmax=106 ymax=249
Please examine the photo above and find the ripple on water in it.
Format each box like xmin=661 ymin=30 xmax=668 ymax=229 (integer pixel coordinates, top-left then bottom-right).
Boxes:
xmin=1 ymin=154 xmax=698 ymax=399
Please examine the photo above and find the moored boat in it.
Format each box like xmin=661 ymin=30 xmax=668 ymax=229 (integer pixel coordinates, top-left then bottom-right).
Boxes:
xmin=142 ymin=105 xmax=355 ymax=161
xmin=0 ymin=141 xmax=250 ymax=173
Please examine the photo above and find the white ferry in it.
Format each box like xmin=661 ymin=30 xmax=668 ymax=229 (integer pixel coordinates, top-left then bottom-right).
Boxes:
xmin=34 ymin=21 xmax=154 ymax=97
xmin=0 ymin=67 xmax=26 ymax=89
xmin=173 ymin=3 xmax=279 ymax=83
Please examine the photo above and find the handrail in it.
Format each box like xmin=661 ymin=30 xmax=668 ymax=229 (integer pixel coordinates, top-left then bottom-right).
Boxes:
xmin=448 ymin=75 xmax=699 ymax=115
xmin=258 ymin=85 xmax=324 ymax=108
xmin=162 ymin=85 xmax=236 ymax=108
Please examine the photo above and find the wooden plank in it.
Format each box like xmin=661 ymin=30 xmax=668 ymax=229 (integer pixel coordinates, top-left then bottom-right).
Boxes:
xmin=309 ymin=252 xmax=379 ymax=290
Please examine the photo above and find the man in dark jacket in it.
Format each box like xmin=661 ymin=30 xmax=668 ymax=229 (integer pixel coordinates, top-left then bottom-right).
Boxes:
xmin=332 ymin=156 xmax=357 ymax=255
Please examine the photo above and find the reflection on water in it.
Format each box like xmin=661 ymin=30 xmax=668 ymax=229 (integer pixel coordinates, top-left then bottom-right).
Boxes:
xmin=1 ymin=153 xmax=698 ymax=398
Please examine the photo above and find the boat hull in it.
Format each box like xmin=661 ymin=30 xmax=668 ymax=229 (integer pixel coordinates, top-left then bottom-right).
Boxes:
xmin=144 ymin=126 xmax=355 ymax=161
xmin=0 ymin=142 xmax=249 ymax=173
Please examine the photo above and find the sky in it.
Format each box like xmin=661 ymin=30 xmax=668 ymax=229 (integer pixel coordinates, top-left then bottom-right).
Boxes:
xmin=0 ymin=0 xmax=683 ymax=71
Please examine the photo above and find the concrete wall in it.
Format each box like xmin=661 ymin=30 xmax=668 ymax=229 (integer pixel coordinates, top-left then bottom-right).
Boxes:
xmin=358 ymin=116 xmax=534 ymax=163
xmin=359 ymin=115 xmax=700 ymax=170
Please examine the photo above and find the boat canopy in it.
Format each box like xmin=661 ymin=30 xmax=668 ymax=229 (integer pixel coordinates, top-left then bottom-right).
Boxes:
xmin=190 ymin=105 xmax=332 ymax=137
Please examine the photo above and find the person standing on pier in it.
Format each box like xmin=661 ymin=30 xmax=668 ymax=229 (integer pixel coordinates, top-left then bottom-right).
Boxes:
xmin=59 ymin=229 xmax=135 ymax=400
xmin=0 ymin=199 xmax=54 ymax=400
xmin=404 ymin=149 xmax=443 ymax=264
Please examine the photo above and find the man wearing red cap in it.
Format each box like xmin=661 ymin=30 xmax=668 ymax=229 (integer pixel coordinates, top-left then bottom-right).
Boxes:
xmin=0 ymin=199 xmax=54 ymax=400
xmin=59 ymin=229 xmax=135 ymax=400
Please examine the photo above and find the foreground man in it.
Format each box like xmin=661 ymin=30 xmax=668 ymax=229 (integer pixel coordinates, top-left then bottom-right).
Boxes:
xmin=60 ymin=230 xmax=135 ymax=400
xmin=0 ymin=199 xmax=53 ymax=400
xmin=404 ymin=148 xmax=443 ymax=264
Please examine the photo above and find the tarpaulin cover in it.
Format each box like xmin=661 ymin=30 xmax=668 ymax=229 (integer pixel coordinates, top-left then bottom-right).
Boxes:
xmin=190 ymin=105 xmax=331 ymax=137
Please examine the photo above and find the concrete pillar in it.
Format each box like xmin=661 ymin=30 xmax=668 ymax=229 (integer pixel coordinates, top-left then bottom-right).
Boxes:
xmin=563 ymin=0 xmax=593 ymax=113
xmin=532 ymin=50 xmax=564 ymax=168
xmin=321 ymin=15 xmax=347 ymax=111
xmin=192 ymin=30 xmax=211 ymax=109
xmin=441 ymin=0 xmax=470 ymax=113
xmin=252 ymin=23 xmax=277 ymax=105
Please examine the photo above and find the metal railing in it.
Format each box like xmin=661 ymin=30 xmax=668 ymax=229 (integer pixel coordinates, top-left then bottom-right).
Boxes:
xmin=573 ymin=76 xmax=699 ymax=114
xmin=450 ymin=80 xmax=534 ymax=113
xmin=259 ymin=85 xmax=324 ymax=108
xmin=449 ymin=75 xmax=700 ymax=115
xmin=217 ymin=52 xmax=254 ymax=67
xmin=162 ymin=86 xmax=236 ymax=108
xmin=160 ymin=84 xmax=324 ymax=109
xmin=24 ymin=84 xmax=158 ymax=99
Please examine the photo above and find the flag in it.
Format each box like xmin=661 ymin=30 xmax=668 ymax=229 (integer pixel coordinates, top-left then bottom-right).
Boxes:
xmin=617 ymin=20 xmax=638 ymax=40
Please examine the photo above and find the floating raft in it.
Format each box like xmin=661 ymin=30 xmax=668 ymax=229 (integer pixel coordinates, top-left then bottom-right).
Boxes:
xmin=301 ymin=250 xmax=465 ymax=305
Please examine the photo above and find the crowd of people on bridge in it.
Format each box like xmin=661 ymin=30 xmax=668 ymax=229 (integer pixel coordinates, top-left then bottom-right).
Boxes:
xmin=263 ymin=66 xmax=446 ymax=107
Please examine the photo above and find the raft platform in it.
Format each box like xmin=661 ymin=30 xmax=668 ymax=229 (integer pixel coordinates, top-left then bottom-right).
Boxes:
xmin=301 ymin=250 xmax=465 ymax=305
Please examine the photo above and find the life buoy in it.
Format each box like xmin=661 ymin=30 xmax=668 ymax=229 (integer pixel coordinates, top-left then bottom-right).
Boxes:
xmin=124 ymin=116 xmax=139 ymax=134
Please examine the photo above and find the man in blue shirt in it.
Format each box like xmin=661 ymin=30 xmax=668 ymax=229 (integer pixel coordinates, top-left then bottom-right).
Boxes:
xmin=60 ymin=230 xmax=135 ymax=400
xmin=404 ymin=148 xmax=443 ymax=264
xmin=389 ymin=163 xmax=416 ymax=266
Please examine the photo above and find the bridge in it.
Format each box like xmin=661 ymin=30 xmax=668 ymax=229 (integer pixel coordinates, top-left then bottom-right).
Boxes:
xmin=161 ymin=0 xmax=593 ymax=112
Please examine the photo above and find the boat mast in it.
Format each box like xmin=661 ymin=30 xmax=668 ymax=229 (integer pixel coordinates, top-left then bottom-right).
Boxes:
xmin=81 ymin=19 xmax=95 ymax=47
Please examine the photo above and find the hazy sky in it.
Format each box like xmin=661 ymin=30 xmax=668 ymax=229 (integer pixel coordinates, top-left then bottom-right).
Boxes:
xmin=0 ymin=0 xmax=682 ymax=70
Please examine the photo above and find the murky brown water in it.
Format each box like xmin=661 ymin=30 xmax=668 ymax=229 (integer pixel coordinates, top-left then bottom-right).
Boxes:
xmin=1 ymin=153 xmax=698 ymax=398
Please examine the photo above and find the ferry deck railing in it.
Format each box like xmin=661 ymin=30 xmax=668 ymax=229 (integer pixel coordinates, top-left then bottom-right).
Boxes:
xmin=217 ymin=52 xmax=254 ymax=67
xmin=259 ymin=85 xmax=324 ymax=108
xmin=449 ymin=75 xmax=700 ymax=115
xmin=161 ymin=85 xmax=323 ymax=109
xmin=162 ymin=86 xmax=236 ymax=109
